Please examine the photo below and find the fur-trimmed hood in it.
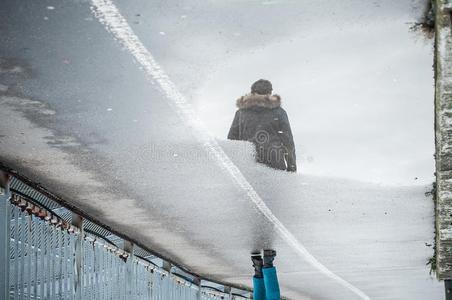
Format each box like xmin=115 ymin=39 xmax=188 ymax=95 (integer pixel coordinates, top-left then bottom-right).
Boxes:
xmin=236 ymin=93 xmax=281 ymax=109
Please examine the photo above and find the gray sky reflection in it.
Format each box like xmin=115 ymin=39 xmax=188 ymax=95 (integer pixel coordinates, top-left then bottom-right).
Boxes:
xmin=191 ymin=2 xmax=434 ymax=186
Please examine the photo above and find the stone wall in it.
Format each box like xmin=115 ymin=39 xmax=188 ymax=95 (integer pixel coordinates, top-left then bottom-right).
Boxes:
xmin=435 ymin=0 xmax=452 ymax=280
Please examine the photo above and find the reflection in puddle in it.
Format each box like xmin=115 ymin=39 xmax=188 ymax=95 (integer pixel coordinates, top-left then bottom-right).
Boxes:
xmin=228 ymin=79 xmax=297 ymax=172
xmin=194 ymin=1 xmax=434 ymax=187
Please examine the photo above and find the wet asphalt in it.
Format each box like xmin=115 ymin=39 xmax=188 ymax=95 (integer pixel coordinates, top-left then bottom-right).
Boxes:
xmin=0 ymin=0 xmax=444 ymax=299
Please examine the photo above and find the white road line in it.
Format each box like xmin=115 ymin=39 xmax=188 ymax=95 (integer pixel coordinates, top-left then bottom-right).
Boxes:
xmin=89 ymin=1 xmax=371 ymax=299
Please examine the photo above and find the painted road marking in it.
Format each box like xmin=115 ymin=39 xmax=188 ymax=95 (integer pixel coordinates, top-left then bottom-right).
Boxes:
xmin=90 ymin=1 xmax=371 ymax=299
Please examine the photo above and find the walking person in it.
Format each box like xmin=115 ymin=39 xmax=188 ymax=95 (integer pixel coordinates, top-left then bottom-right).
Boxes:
xmin=228 ymin=79 xmax=297 ymax=172
xmin=251 ymin=249 xmax=280 ymax=300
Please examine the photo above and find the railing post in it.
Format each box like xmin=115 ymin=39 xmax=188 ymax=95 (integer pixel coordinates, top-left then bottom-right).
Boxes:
xmin=72 ymin=213 xmax=83 ymax=300
xmin=193 ymin=276 xmax=202 ymax=300
xmin=124 ymin=240 xmax=134 ymax=298
xmin=0 ymin=172 xmax=11 ymax=300
xmin=224 ymin=286 xmax=232 ymax=299
xmin=162 ymin=260 xmax=172 ymax=272
xmin=446 ymin=280 xmax=452 ymax=300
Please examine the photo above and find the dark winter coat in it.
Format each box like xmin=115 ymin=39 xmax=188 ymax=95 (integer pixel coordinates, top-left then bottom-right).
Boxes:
xmin=228 ymin=93 xmax=297 ymax=172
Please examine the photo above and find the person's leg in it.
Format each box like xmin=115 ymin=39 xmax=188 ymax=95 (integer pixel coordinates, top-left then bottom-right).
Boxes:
xmin=253 ymin=276 xmax=266 ymax=300
xmin=263 ymin=267 xmax=280 ymax=300
xmin=251 ymin=253 xmax=266 ymax=300
xmin=263 ymin=250 xmax=280 ymax=300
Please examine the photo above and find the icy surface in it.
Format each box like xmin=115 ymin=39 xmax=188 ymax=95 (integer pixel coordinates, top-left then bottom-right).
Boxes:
xmin=0 ymin=0 xmax=443 ymax=299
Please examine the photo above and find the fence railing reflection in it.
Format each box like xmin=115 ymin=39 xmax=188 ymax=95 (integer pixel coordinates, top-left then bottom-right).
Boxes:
xmin=3 ymin=184 xmax=248 ymax=300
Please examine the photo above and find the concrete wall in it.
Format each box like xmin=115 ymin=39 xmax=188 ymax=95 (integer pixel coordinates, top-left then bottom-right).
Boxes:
xmin=435 ymin=0 xmax=452 ymax=280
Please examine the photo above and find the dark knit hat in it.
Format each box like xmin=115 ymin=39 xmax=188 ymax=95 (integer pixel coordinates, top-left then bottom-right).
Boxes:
xmin=251 ymin=79 xmax=272 ymax=95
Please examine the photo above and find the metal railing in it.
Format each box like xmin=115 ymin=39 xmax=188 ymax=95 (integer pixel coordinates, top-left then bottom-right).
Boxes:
xmin=1 ymin=177 xmax=251 ymax=300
